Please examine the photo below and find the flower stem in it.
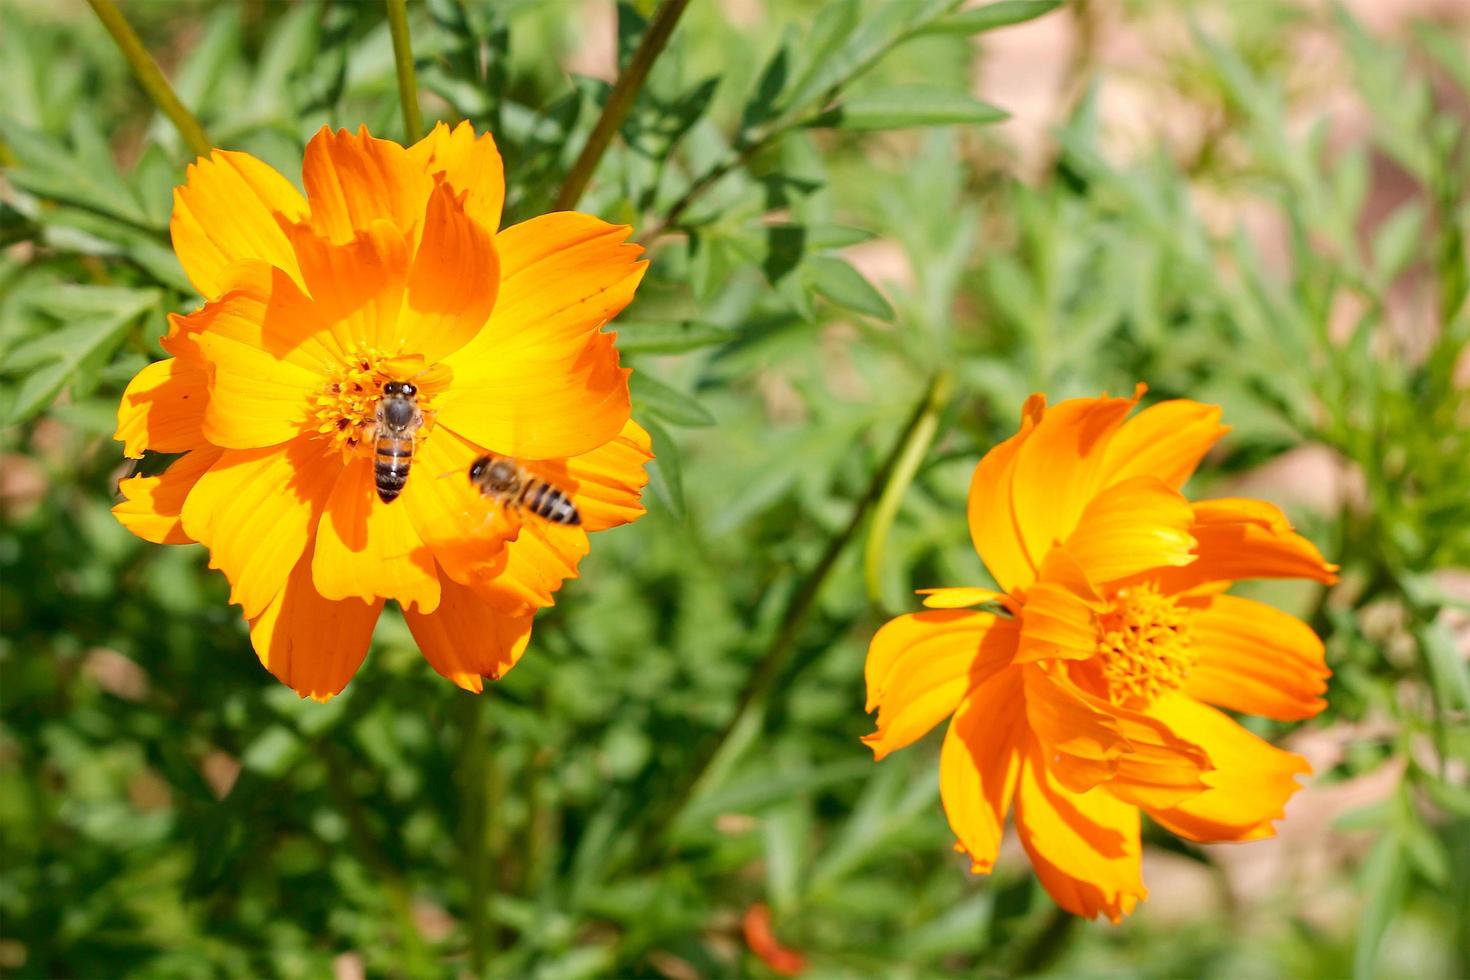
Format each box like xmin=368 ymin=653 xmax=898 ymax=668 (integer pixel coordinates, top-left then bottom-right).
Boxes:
xmin=386 ymin=0 xmax=424 ymax=142
xmin=457 ymin=693 xmax=497 ymax=973
xmin=640 ymin=371 xmax=953 ymax=850
xmin=863 ymin=369 xmax=953 ymax=606
xmin=86 ymin=0 xmax=211 ymax=158
xmin=553 ymin=0 xmax=692 ymax=211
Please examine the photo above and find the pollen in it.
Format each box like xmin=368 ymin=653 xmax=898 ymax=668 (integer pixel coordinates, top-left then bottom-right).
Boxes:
xmin=306 ymin=348 xmax=437 ymax=460
xmin=1095 ymin=583 xmax=1198 ymax=708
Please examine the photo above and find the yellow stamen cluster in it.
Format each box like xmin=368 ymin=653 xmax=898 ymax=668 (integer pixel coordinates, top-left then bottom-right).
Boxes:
xmin=1095 ymin=583 xmax=1197 ymax=708
xmin=307 ymin=348 xmax=421 ymax=460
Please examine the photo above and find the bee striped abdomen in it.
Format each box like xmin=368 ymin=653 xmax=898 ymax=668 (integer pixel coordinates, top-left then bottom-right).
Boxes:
xmin=521 ymin=479 xmax=581 ymax=525
xmin=374 ymin=435 xmax=413 ymax=502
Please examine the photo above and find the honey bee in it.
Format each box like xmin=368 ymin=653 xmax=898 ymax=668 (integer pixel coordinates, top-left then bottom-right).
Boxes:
xmin=374 ymin=380 xmax=424 ymax=503
xmin=467 ymin=455 xmax=581 ymax=526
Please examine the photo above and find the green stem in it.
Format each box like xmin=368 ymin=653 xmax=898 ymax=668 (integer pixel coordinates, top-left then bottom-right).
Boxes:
xmin=641 ymin=371 xmax=953 ymax=850
xmin=86 ymin=0 xmax=211 ymax=158
xmin=386 ymin=0 xmax=424 ymax=142
xmin=863 ymin=370 xmax=953 ymax=605
xmin=554 ymin=0 xmax=692 ymax=211
xmin=457 ymin=694 xmax=496 ymax=974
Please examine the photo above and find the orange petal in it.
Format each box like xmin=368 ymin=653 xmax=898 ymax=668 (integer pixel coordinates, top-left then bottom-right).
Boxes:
xmin=1022 ymin=664 xmax=1128 ymax=791
xmin=1087 ymin=693 xmax=1213 ymax=811
xmin=399 ymin=182 xmax=499 ymax=362
xmin=1158 ymin=498 xmax=1339 ymax=591
xmin=248 ymin=550 xmax=382 ymax=701
xmin=1064 ymin=476 xmax=1196 ymax=585
xmin=1014 ymin=739 xmax=1147 ymax=923
xmin=966 ymin=393 xmax=1044 ymax=592
xmin=170 ymin=149 xmax=308 ymax=298
xmin=939 ymin=666 xmax=1025 ymax=873
xmin=1144 ymin=694 xmax=1312 ymax=843
xmin=166 ymin=260 xmax=344 ymax=369
xmin=863 ymin=611 xmax=1020 ymax=761
xmin=436 ymin=213 xmax=646 ymax=459
xmin=406 ymin=120 xmax=505 ymax=235
xmin=1015 ymin=548 xmax=1105 ymax=663
xmin=403 ymin=576 xmax=534 ymax=692
xmin=1008 ymin=386 xmax=1144 ymax=573
xmin=113 ymin=447 xmax=222 ymax=544
xmin=301 ymin=125 xmax=435 ymax=245
xmin=115 ymin=357 xmax=209 ymax=458
xmin=313 ymin=456 xmax=441 ymax=613
xmin=521 ymin=418 xmax=653 ymax=533
xmin=469 ymin=520 xmax=589 ymax=609
xmin=287 ymin=219 xmax=411 ymax=355
xmin=1184 ymin=595 xmax=1329 ymax=721
xmin=180 ymin=439 xmax=340 ymax=619
xmin=1101 ymin=399 xmax=1230 ymax=490
xmin=918 ymin=586 xmax=1005 ymax=609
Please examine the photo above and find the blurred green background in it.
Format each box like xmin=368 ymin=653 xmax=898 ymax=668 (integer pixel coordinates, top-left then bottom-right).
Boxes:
xmin=2 ymin=0 xmax=1468 ymax=976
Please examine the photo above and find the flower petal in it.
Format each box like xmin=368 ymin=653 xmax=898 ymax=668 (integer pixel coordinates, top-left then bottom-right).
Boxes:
xmin=170 ymin=149 xmax=308 ymax=298
xmin=1008 ymin=385 xmax=1143 ymax=574
xmin=918 ymin=586 xmax=1005 ymax=609
xmin=1159 ymin=498 xmax=1339 ymax=591
xmin=863 ymin=611 xmax=1020 ymax=761
xmin=1022 ymin=664 xmax=1128 ymax=791
xmin=407 ymin=120 xmax=505 ymax=235
xmin=399 ymin=182 xmax=499 ymax=363
xmin=287 ymin=219 xmax=411 ymax=355
xmin=1144 ymin=694 xmax=1313 ymax=842
xmin=115 ymin=357 xmax=210 ymax=458
xmin=1014 ymin=739 xmax=1147 ymax=923
xmin=1065 ymin=476 xmax=1197 ymax=585
xmin=248 ymin=550 xmax=382 ymax=701
xmin=521 ymin=418 xmax=653 ymax=532
xmin=939 ymin=666 xmax=1025 ymax=873
xmin=966 ymin=393 xmax=1044 ymax=592
xmin=113 ymin=447 xmax=222 ymax=544
xmin=180 ymin=439 xmax=339 ymax=618
xmin=469 ymin=520 xmax=589 ymax=609
xmin=1184 ymin=595 xmax=1329 ymax=721
xmin=313 ymin=456 xmax=441 ymax=614
xmin=403 ymin=576 xmax=533 ymax=692
xmin=437 ymin=213 xmax=646 ymax=459
xmin=1015 ymin=548 xmax=1105 ymax=663
xmin=1101 ymin=399 xmax=1230 ymax=491
xmin=302 ymin=125 xmax=435 ymax=245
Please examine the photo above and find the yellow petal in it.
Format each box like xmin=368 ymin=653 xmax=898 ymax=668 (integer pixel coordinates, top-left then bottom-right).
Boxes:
xmin=115 ymin=357 xmax=210 ymax=458
xmin=467 ymin=520 xmax=590 ymax=609
xmin=399 ymin=182 xmax=500 ymax=363
xmin=407 ymin=120 xmax=505 ymax=235
xmin=403 ymin=576 xmax=534 ymax=692
xmin=170 ymin=149 xmax=308 ymax=298
xmin=287 ymin=219 xmax=411 ymax=355
xmin=301 ymin=125 xmax=435 ymax=245
xmin=1184 ymin=595 xmax=1329 ymax=721
xmin=1158 ymin=497 xmax=1339 ymax=591
xmin=1101 ymin=399 xmax=1229 ymax=490
xmin=917 ymin=586 xmax=1004 ymax=609
xmin=938 ymin=666 xmax=1025 ymax=873
xmin=1015 ymin=548 xmax=1105 ymax=663
xmin=966 ymin=393 xmax=1044 ymax=592
xmin=1021 ymin=664 xmax=1128 ymax=791
xmin=113 ymin=447 xmax=222 ymax=544
xmin=521 ymin=418 xmax=653 ymax=533
xmin=1064 ymin=476 xmax=1196 ymax=585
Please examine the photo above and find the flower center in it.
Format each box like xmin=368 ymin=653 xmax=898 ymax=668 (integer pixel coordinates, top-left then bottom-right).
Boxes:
xmin=307 ymin=349 xmax=438 ymax=460
xmin=1094 ymin=583 xmax=1197 ymax=708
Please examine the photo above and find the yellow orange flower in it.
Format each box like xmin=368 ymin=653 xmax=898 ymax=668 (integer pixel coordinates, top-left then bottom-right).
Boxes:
xmin=113 ymin=123 xmax=651 ymax=699
xmin=864 ymin=385 xmax=1336 ymax=922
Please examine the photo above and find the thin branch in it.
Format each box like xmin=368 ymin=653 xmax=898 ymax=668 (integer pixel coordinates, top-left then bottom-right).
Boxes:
xmin=386 ymin=0 xmax=424 ymax=142
xmin=86 ymin=0 xmax=211 ymax=158
xmin=554 ymin=0 xmax=692 ymax=211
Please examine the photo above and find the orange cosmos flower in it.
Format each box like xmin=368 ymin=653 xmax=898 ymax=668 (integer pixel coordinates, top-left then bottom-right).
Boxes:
xmin=864 ymin=385 xmax=1336 ymax=922
xmin=112 ymin=123 xmax=651 ymax=699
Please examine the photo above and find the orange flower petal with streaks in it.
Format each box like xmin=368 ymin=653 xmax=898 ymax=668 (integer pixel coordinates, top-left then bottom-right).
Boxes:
xmin=918 ymin=586 xmax=1005 ymax=609
xmin=407 ymin=120 xmax=505 ymax=235
xmin=113 ymin=447 xmax=222 ymax=544
xmin=313 ymin=457 xmax=440 ymax=614
xmin=302 ymin=125 xmax=435 ymax=245
xmin=1100 ymin=399 xmax=1229 ymax=491
xmin=1156 ymin=498 xmax=1339 ymax=592
xmin=181 ymin=439 xmax=339 ymax=619
xmin=403 ymin=576 xmax=534 ymax=692
xmin=864 ymin=611 xmax=1019 ymax=761
xmin=1014 ymin=739 xmax=1146 ymax=923
xmin=399 ymin=183 xmax=499 ymax=363
xmin=1009 ymin=386 xmax=1143 ymax=569
xmin=249 ymin=550 xmax=383 ymax=701
xmin=437 ymin=213 xmax=645 ymax=459
xmin=170 ymin=149 xmax=308 ymax=298
xmin=1184 ymin=595 xmax=1330 ymax=721
xmin=1015 ymin=548 xmax=1105 ymax=663
xmin=522 ymin=418 xmax=653 ymax=533
xmin=939 ymin=666 xmax=1025 ymax=872
xmin=115 ymin=357 xmax=209 ymax=458
xmin=966 ymin=393 xmax=1044 ymax=592
xmin=287 ymin=219 xmax=411 ymax=355
xmin=1064 ymin=476 xmax=1196 ymax=586
xmin=1144 ymin=694 xmax=1313 ymax=842
xmin=1022 ymin=664 xmax=1128 ymax=792
xmin=468 ymin=520 xmax=589 ymax=609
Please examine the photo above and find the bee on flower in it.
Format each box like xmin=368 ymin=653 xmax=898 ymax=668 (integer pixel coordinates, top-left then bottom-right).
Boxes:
xmin=113 ymin=123 xmax=652 ymax=699
xmin=864 ymin=385 xmax=1336 ymax=922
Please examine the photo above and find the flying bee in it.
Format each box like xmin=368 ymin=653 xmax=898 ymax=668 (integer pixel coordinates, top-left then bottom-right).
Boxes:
xmin=467 ymin=455 xmax=580 ymax=526
xmin=373 ymin=380 xmax=424 ymax=503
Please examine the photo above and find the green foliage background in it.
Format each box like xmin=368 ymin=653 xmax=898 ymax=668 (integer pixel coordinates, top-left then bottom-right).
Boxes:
xmin=2 ymin=0 xmax=1468 ymax=976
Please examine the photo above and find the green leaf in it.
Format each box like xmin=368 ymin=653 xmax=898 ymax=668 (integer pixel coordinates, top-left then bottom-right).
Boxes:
xmin=630 ymin=372 xmax=715 ymax=427
xmin=918 ymin=0 xmax=1062 ymax=36
xmin=612 ymin=319 xmax=735 ymax=355
xmin=1353 ymin=831 xmax=1408 ymax=980
xmin=812 ymin=87 xmax=1007 ymax=131
xmin=642 ymin=416 xmax=684 ymax=518
xmin=1416 ymin=621 xmax=1470 ymax=713
xmin=805 ymin=255 xmax=894 ymax=320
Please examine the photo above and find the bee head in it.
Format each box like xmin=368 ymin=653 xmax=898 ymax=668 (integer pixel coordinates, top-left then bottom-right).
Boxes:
xmin=383 ymin=381 xmax=417 ymax=397
xmin=469 ymin=456 xmax=490 ymax=481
